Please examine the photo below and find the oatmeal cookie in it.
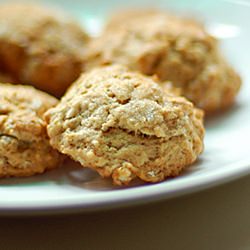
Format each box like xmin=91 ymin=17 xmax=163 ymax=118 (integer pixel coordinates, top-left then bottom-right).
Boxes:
xmin=45 ymin=65 xmax=204 ymax=185
xmin=0 ymin=3 xmax=89 ymax=97
xmin=0 ymin=84 xmax=63 ymax=177
xmin=86 ymin=9 xmax=241 ymax=113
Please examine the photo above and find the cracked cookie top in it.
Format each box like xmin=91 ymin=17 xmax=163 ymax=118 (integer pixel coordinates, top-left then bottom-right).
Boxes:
xmin=45 ymin=65 xmax=204 ymax=185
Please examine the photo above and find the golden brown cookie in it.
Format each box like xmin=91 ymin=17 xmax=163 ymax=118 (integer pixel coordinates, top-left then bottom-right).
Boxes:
xmin=45 ymin=65 xmax=204 ymax=185
xmin=0 ymin=84 xmax=63 ymax=177
xmin=86 ymin=9 xmax=241 ymax=113
xmin=0 ymin=3 xmax=89 ymax=97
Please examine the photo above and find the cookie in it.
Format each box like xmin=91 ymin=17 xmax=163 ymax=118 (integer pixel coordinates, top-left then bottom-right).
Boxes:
xmin=0 ymin=84 xmax=63 ymax=177
xmin=0 ymin=3 xmax=89 ymax=97
xmin=86 ymin=9 xmax=241 ymax=113
xmin=45 ymin=65 xmax=204 ymax=185
xmin=0 ymin=72 xmax=16 ymax=83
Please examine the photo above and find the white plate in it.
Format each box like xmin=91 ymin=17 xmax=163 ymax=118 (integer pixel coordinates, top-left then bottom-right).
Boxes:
xmin=0 ymin=0 xmax=250 ymax=215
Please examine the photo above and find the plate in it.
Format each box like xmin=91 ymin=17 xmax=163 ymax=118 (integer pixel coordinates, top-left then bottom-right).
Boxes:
xmin=0 ymin=0 xmax=250 ymax=215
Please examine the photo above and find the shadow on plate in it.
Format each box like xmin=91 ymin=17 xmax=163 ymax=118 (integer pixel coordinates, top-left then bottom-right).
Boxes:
xmin=205 ymin=102 xmax=242 ymax=129
xmin=0 ymin=158 xmax=145 ymax=191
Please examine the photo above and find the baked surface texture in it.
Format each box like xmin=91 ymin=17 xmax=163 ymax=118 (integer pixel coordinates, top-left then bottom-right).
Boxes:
xmin=45 ymin=65 xmax=205 ymax=185
xmin=0 ymin=84 xmax=62 ymax=177
xmin=86 ymin=10 xmax=241 ymax=113
xmin=0 ymin=3 xmax=89 ymax=97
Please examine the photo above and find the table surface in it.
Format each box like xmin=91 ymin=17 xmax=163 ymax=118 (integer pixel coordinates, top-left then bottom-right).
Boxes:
xmin=1 ymin=174 xmax=250 ymax=250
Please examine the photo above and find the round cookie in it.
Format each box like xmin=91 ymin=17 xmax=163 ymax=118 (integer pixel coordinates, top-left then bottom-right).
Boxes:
xmin=86 ymin=10 xmax=241 ymax=113
xmin=0 ymin=3 xmax=89 ymax=97
xmin=0 ymin=84 xmax=63 ymax=177
xmin=45 ymin=65 xmax=204 ymax=185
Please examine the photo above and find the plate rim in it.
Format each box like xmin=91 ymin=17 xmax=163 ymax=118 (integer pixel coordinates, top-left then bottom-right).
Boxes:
xmin=0 ymin=157 xmax=250 ymax=215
